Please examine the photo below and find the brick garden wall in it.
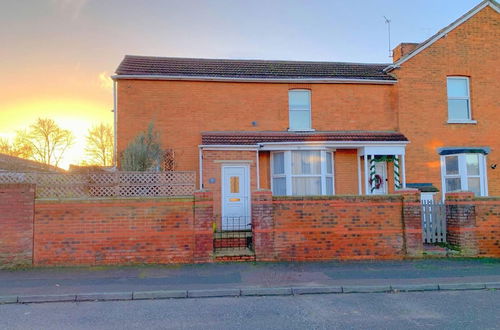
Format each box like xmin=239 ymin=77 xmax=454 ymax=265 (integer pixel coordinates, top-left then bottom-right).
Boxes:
xmin=476 ymin=198 xmax=500 ymax=257
xmin=0 ymin=184 xmax=35 ymax=268
xmin=252 ymin=190 xmax=423 ymax=262
xmin=446 ymin=192 xmax=500 ymax=257
xmin=33 ymin=191 xmax=213 ymax=266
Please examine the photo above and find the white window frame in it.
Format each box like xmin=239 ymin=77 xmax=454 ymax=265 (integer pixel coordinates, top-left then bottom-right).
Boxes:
xmin=440 ymin=153 xmax=488 ymax=197
xmin=447 ymin=76 xmax=476 ymax=124
xmin=271 ymin=150 xmax=334 ymax=196
xmin=288 ymin=89 xmax=313 ymax=131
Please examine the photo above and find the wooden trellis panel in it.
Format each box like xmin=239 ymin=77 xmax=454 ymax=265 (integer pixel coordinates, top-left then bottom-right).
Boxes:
xmin=0 ymin=171 xmax=195 ymax=199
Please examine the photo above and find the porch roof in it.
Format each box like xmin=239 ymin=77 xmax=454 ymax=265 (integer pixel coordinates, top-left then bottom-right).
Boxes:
xmin=201 ymin=131 xmax=408 ymax=145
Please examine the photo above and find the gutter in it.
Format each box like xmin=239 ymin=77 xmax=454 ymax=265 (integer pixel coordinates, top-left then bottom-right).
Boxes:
xmin=111 ymin=75 xmax=397 ymax=85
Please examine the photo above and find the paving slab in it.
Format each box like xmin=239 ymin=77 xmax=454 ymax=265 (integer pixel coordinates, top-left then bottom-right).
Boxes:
xmin=0 ymin=296 xmax=17 ymax=304
xmin=391 ymin=283 xmax=439 ymax=292
xmin=484 ymin=282 xmax=500 ymax=289
xmin=187 ymin=289 xmax=240 ymax=298
xmin=133 ymin=290 xmax=187 ymax=300
xmin=241 ymin=287 xmax=292 ymax=296
xmin=342 ymin=285 xmax=391 ymax=293
xmin=439 ymin=283 xmax=486 ymax=290
xmin=76 ymin=292 xmax=132 ymax=301
xmin=292 ymin=286 xmax=342 ymax=295
xmin=18 ymin=294 xmax=76 ymax=303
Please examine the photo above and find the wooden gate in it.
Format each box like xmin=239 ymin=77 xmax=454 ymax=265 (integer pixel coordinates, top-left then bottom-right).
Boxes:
xmin=421 ymin=200 xmax=447 ymax=243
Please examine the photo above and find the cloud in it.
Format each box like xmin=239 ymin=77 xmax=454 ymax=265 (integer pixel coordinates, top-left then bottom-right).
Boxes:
xmin=98 ymin=72 xmax=113 ymax=90
xmin=51 ymin=0 xmax=90 ymax=20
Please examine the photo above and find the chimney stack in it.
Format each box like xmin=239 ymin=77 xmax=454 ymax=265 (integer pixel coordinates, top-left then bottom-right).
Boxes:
xmin=392 ymin=43 xmax=419 ymax=62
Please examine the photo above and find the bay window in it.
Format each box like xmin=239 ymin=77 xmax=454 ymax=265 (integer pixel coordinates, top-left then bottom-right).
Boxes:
xmin=441 ymin=153 xmax=487 ymax=196
xmin=271 ymin=150 xmax=334 ymax=196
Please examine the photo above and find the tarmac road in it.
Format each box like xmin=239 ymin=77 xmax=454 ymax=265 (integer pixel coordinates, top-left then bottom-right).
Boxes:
xmin=0 ymin=290 xmax=499 ymax=330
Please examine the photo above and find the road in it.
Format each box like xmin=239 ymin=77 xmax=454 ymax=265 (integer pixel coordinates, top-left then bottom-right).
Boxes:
xmin=0 ymin=290 xmax=498 ymax=330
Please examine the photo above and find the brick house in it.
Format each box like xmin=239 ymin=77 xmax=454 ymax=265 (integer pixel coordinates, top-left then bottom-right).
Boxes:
xmin=113 ymin=1 xmax=499 ymax=229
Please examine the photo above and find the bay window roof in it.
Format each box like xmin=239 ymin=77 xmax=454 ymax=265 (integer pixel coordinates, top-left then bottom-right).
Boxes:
xmin=201 ymin=131 xmax=408 ymax=145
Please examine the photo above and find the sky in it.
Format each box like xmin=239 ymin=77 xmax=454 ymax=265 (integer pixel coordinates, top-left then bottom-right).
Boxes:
xmin=0 ymin=0 xmax=481 ymax=168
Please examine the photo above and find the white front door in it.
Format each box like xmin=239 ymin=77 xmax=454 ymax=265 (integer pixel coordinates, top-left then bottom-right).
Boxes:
xmin=221 ymin=165 xmax=250 ymax=230
xmin=371 ymin=162 xmax=388 ymax=195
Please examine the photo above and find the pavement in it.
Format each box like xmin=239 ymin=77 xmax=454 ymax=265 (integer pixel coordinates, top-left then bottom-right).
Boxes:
xmin=0 ymin=258 xmax=499 ymax=304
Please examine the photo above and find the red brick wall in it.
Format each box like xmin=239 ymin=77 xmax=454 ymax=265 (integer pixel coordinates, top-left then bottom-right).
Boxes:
xmin=252 ymin=190 xmax=419 ymax=261
xmin=34 ymin=192 xmax=214 ymax=266
xmin=475 ymin=198 xmax=500 ymax=257
xmin=117 ymin=80 xmax=396 ymax=186
xmin=393 ymin=6 xmax=500 ymax=195
xmin=445 ymin=192 xmax=500 ymax=257
xmin=0 ymin=184 xmax=35 ymax=268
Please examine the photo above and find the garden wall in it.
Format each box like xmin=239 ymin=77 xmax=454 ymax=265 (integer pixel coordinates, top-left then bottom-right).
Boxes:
xmin=0 ymin=184 xmax=35 ymax=268
xmin=252 ymin=189 xmax=423 ymax=262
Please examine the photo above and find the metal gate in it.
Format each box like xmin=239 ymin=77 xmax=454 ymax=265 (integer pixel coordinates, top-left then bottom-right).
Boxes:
xmin=421 ymin=200 xmax=447 ymax=243
xmin=213 ymin=216 xmax=253 ymax=253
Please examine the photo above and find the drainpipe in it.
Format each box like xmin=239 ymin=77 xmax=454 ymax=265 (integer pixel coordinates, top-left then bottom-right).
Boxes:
xmin=112 ymin=79 xmax=118 ymax=168
xmin=256 ymin=149 xmax=260 ymax=190
xmin=198 ymin=146 xmax=203 ymax=190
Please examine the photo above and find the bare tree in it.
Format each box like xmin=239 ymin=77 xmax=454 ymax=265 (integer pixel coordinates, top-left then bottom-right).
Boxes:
xmin=0 ymin=137 xmax=14 ymax=155
xmin=84 ymin=123 xmax=114 ymax=166
xmin=0 ymin=137 xmax=33 ymax=158
xmin=16 ymin=118 xmax=74 ymax=167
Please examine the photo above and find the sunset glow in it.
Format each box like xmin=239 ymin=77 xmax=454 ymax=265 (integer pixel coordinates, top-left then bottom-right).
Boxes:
xmin=0 ymin=0 xmax=479 ymax=169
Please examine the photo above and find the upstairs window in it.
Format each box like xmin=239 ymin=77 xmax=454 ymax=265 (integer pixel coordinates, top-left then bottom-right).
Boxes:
xmin=289 ymin=90 xmax=311 ymax=131
xmin=447 ymin=77 xmax=471 ymax=121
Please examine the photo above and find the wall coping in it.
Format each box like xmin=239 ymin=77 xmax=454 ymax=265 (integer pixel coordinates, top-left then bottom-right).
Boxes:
xmin=473 ymin=196 xmax=500 ymax=201
xmin=35 ymin=196 xmax=195 ymax=204
xmin=272 ymin=194 xmax=403 ymax=201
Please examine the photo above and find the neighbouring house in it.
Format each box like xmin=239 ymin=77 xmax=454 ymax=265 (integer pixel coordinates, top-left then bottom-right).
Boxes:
xmin=113 ymin=1 xmax=499 ymax=229
xmin=0 ymin=153 xmax=65 ymax=173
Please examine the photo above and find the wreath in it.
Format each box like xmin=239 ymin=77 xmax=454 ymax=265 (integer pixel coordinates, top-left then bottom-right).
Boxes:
xmin=369 ymin=174 xmax=383 ymax=190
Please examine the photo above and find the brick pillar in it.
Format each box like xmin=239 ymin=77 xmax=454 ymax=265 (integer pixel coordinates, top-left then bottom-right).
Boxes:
xmin=445 ymin=192 xmax=478 ymax=256
xmin=193 ymin=190 xmax=214 ymax=263
xmin=398 ymin=188 xmax=423 ymax=257
xmin=0 ymin=184 xmax=35 ymax=268
xmin=251 ymin=190 xmax=275 ymax=261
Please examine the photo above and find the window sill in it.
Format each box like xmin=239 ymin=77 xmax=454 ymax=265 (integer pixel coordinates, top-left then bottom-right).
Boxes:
xmin=288 ymin=128 xmax=316 ymax=132
xmin=447 ymin=120 xmax=477 ymax=124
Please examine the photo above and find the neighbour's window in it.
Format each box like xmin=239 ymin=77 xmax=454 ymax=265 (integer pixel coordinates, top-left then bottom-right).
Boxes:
xmin=288 ymin=90 xmax=311 ymax=131
xmin=442 ymin=153 xmax=486 ymax=196
xmin=447 ymin=77 xmax=471 ymax=121
xmin=271 ymin=150 xmax=334 ymax=196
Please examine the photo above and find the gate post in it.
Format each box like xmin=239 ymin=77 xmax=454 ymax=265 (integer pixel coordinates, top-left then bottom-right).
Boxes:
xmin=193 ymin=190 xmax=214 ymax=263
xmin=398 ymin=188 xmax=423 ymax=257
xmin=445 ymin=192 xmax=478 ymax=256
xmin=252 ymin=190 xmax=275 ymax=261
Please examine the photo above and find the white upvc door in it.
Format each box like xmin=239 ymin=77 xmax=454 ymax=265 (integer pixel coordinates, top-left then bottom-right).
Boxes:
xmin=221 ymin=165 xmax=251 ymax=230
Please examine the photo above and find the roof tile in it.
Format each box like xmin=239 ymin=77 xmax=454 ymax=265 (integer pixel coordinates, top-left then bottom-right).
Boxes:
xmin=201 ymin=131 xmax=408 ymax=145
xmin=116 ymin=56 xmax=395 ymax=81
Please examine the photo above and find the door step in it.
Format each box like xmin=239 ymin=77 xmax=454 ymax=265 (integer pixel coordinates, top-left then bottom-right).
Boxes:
xmin=214 ymin=248 xmax=256 ymax=262
xmin=423 ymin=244 xmax=460 ymax=257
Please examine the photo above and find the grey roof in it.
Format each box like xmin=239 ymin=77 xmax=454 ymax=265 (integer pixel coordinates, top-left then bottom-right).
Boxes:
xmin=116 ymin=55 xmax=395 ymax=81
